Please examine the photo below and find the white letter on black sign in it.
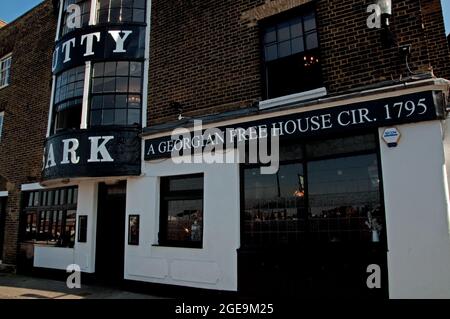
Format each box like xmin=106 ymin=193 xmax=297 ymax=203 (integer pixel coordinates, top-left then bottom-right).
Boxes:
xmin=66 ymin=4 xmax=81 ymax=29
xmin=88 ymin=136 xmax=114 ymax=162
xmin=61 ymin=138 xmax=80 ymax=164
xmin=108 ymin=30 xmax=133 ymax=53
xmin=62 ymin=38 xmax=76 ymax=63
xmin=45 ymin=144 xmax=57 ymax=169
xmin=81 ymin=32 xmax=101 ymax=57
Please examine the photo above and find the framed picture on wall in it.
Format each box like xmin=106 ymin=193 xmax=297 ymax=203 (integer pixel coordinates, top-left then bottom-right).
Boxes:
xmin=128 ymin=215 xmax=139 ymax=245
xmin=78 ymin=215 xmax=88 ymax=243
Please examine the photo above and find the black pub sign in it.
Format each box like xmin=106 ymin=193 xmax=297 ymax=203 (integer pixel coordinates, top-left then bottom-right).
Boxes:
xmin=42 ymin=128 xmax=141 ymax=181
xmin=52 ymin=25 xmax=146 ymax=74
xmin=144 ymin=90 xmax=446 ymax=160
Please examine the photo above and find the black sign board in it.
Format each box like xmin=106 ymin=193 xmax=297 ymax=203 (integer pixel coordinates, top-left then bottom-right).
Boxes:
xmin=52 ymin=25 xmax=146 ymax=74
xmin=42 ymin=127 xmax=141 ymax=181
xmin=144 ymin=90 xmax=445 ymax=161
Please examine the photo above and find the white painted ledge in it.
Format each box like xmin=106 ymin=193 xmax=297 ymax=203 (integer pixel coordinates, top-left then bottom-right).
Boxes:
xmin=0 ymin=191 xmax=8 ymax=197
xmin=259 ymin=87 xmax=327 ymax=110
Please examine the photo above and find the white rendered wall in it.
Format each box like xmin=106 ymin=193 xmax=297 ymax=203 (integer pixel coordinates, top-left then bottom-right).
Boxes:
xmin=34 ymin=247 xmax=74 ymax=270
xmin=73 ymin=180 xmax=98 ymax=273
xmin=380 ymin=121 xmax=450 ymax=299
xmin=125 ymin=154 xmax=240 ymax=291
xmin=32 ymin=181 xmax=98 ymax=272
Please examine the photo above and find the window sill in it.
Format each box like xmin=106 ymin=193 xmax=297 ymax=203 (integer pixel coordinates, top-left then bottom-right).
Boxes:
xmin=152 ymin=244 xmax=203 ymax=249
xmin=0 ymin=84 xmax=9 ymax=90
xmin=259 ymin=87 xmax=327 ymax=110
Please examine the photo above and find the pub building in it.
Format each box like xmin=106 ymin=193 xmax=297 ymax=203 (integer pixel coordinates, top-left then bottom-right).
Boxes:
xmin=1 ymin=0 xmax=450 ymax=299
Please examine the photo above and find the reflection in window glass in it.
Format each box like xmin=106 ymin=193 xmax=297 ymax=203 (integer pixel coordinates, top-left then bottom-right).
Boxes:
xmin=262 ymin=10 xmax=321 ymax=99
xmin=307 ymin=154 xmax=382 ymax=243
xmin=90 ymin=61 xmax=143 ymax=127
xmin=244 ymin=164 xmax=306 ymax=246
xmin=96 ymin=0 xmax=146 ymax=24
xmin=242 ymin=135 xmax=384 ymax=248
xmin=160 ymin=175 xmax=204 ymax=248
xmin=22 ymin=187 xmax=78 ymax=248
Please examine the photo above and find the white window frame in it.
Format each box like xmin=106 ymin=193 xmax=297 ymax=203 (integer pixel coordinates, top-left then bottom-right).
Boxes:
xmin=0 ymin=111 xmax=4 ymax=142
xmin=0 ymin=53 xmax=12 ymax=89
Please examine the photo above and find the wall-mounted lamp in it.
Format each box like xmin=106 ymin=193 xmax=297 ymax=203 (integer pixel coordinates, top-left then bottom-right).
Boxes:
xmin=377 ymin=0 xmax=392 ymax=28
xmin=377 ymin=0 xmax=395 ymax=47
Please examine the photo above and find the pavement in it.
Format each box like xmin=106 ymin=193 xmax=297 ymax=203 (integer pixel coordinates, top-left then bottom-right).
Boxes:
xmin=0 ymin=273 xmax=161 ymax=299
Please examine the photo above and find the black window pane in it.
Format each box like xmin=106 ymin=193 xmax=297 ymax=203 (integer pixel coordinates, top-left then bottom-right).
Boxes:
xmin=263 ymin=11 xmax=322 ymax=98
xmin=103 ymin=77 xmax=116 ymax=92
xmin=306 ymin=32 xmax=318 ymax=50
xmin=116 ymin=95 xmax=127 ymax=108
xmin=103 ymin=109 xmax=114 ymax=125
xmin=166 ymin=200 xmax=203 ymax=243
xmin=103 ymin=94 xmax=115 ymax=108
xmin=115 ymin=109 xmax=127 ymax=125
xmin=90 ymin=110 xmax=102 ymax=126
xmin=116 ymin=62 xmax=129 ymax=76
xmin=93 ymin=62 xmax=104 ymax=77
xmin=265 ymin=44 xmax=278 ymax=61
xmin=134 ymin=0 xmax=146 ymax=9
xmin=104 ymin=62 xmax=116 ymax=76
xmin=291 ymin=37 xmax=304 ymax=54
xmin=160 ymin=175 xmax=204 ymax=247
xmin=130 ymin=62 xmax=142 ymax=76
xmin=264 ymin=27 xmax=277 ymax=44
xmin=133 ymin=9 xmax=145 ymax=22
xmin=290 ymin=18 xmax=303 ymax=37
xmin=168 ymin=176 xmax=203 ymax=192
xmin=110 ymin=0 xmax=121 ymax=8
xmin=278 ymin=40 xmax=291 ymax=58
xmin=91 ymin=95 xmax=103 ymax=109
xmin=127 ymin=109 xmax=140 ymax=125
xmin=116 ymin=77 xmax=129 ymax=92
xmin=277 ymin=22 xmax=290 ymax=41
xmin=92 ymin=79 xmax=103 ymax=93
xmin=306 ymin=134 xmax=377 ymax=158
xmin=128 ymin=77 xmax=141 ymax=93
xmin=307 ymin=155 xmax=381 ymax=243
xmin=110 ymin=8 xmax=121 ymax=22
xmin=304 ymin=13 xmax=316 ymax=31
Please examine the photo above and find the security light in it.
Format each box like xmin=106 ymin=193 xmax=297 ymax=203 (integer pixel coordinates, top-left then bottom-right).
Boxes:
xmin=377 ymin=0 xmax=392 ymax=26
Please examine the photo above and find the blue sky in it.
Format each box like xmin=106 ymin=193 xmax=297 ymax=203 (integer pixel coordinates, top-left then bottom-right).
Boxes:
xmin=0 ymin=0 xmax=449 ymax=34
xmin=0 ymin=0 xmax=43 ymax=23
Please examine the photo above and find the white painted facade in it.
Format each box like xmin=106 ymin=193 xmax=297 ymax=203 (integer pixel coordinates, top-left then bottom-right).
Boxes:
xmin=125 ymin=154 xmax=240 ymax=291
xmin=379 ymin=121 xmax=450 ymax=299
xmin=31 ymin=82 xmax=450 ymax=297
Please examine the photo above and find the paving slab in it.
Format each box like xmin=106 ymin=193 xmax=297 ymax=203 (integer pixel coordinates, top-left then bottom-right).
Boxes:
xmin=0 ymin=273 xmax=162 ymax=299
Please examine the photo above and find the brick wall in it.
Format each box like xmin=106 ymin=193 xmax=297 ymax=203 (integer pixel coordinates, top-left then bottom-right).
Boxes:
xmin=0 ymin=0 xmax=56 ymax=264
xmin=147 ymin=0 xmax=450 ymax=125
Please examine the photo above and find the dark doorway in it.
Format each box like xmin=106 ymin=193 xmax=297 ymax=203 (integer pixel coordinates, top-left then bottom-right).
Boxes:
xmin=95 ymin=181 xmax=126 ymax=285
xmin=0 ymin=197 xmax=6 ymax=261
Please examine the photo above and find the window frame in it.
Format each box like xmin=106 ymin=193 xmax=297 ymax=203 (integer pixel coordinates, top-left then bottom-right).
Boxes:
xmin=96 ymin=0 xmax=147 ymax=25
xmin=0 ymin=53 xmax=12 ymax=89
xmin=21 ymin=186 xmax=78 ymax=248
xmin=52 ymin=65 xmax=86 ymax=134
xmin=89 ymin=60 xmax=144 ymax=128
xmin=240 ymin=130 xmax=387 ymax=249
xmin=259 ymin=6 xmax=323 ymax=100
xmin=158 ymin=174 xmax=205 ymax=249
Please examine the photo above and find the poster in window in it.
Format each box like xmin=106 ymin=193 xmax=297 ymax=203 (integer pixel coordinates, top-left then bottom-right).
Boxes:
xmin=78 ymin=215 xmax=88 ymax=243
xmin=128 ymin=215 xmax=139 ymax=245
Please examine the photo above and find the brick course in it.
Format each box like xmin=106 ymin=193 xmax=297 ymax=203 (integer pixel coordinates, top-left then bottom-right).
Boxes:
xmin=0 ymin=0 xmax=56 ymax=264
xmin=148 ymin=0 xmax=450 ymax=125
